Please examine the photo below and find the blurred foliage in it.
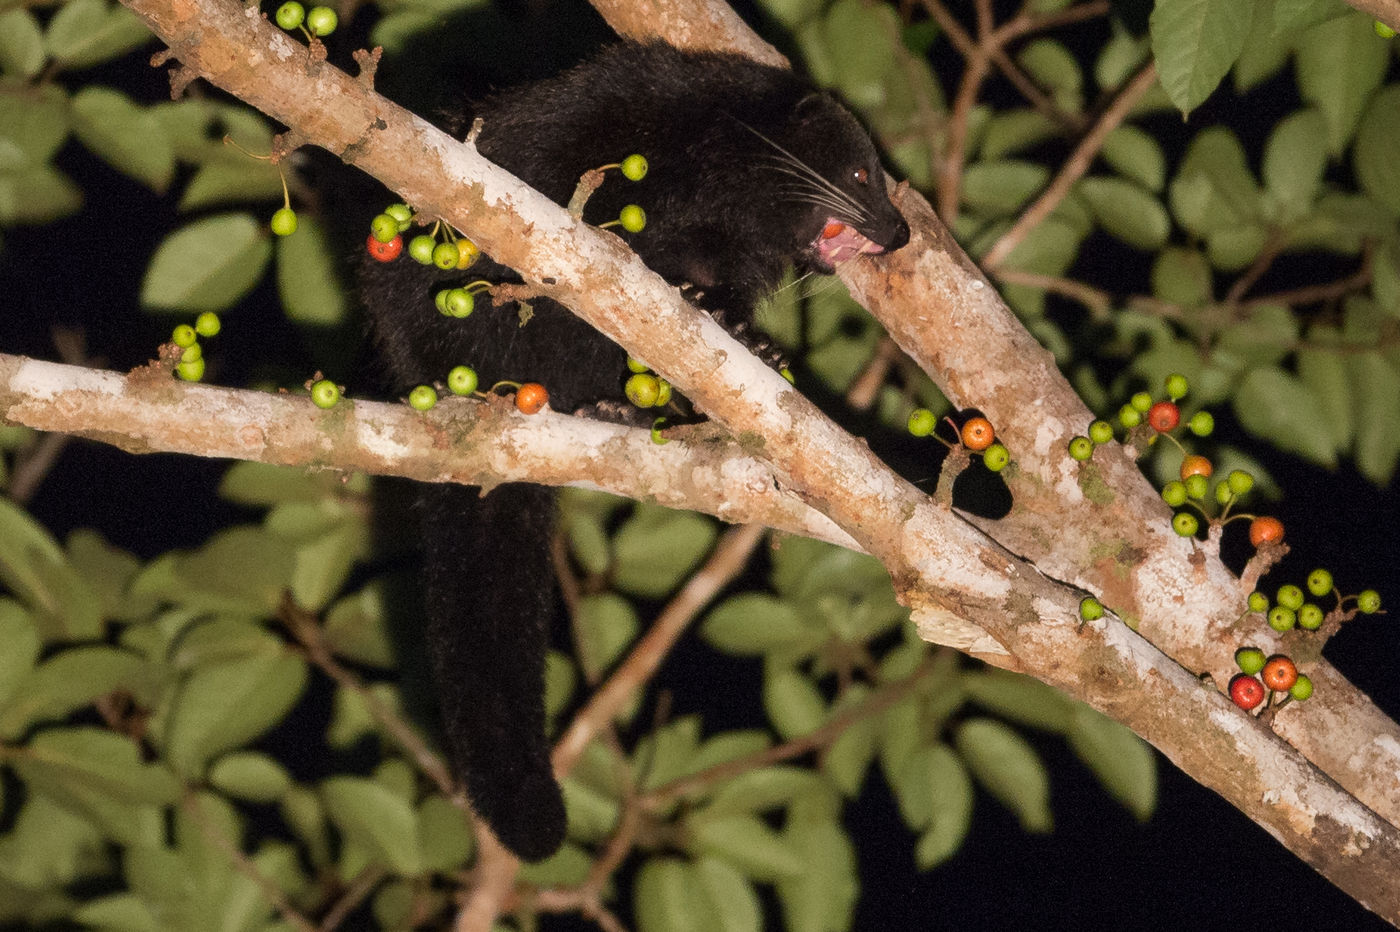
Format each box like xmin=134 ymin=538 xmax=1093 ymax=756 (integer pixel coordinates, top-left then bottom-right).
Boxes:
xmin=1 ymin=0 xmax=1399 ymax=926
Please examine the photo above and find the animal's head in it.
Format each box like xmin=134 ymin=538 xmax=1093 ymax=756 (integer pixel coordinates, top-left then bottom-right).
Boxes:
xmin=755 ymin=94 xmax=910 ymax=273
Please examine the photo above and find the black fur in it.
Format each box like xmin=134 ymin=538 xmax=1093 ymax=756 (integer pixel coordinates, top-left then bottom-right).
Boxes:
xmin=360 ymin=40 xmax=908 ymax=861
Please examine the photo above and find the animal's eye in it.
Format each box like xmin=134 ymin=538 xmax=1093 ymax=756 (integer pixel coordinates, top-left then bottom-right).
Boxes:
xmin=852 ymin=168 xmax=869 ymax=184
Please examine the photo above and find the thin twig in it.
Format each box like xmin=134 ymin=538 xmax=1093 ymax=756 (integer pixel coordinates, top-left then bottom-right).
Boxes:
xmin=982 ymin=59 xmax=1158 ymax=271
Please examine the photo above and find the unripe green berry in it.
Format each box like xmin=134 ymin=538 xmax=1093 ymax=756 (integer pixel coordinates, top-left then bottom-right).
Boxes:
xmin=1226 ymin=470 xmax=1254 ymax=495
xmin=621 ymin=154 xmax=648 ymax=181
xmin=1079 ymin=596 xmax=1105 ymax=621
xmin=1171 ymin=512 xmax=1199 ymax=537
xmin=1214 ymin=481 xmax=1234 ymax=505
xmin=982 ymin=443 xmax=1010 ymax=472
xmin=1164 ymin=373 xmax=1189 ymax=400
xmin=625 ymin=373 xmax=661 ymax=407
xmin=1306 ymin=568 xmax=1334 ymax=597
xmin=650 ymin=417 xmax=669 ymax=445
xmin=618 ymin=204 xmax=646 ymax=233
xmin=1068 ymin=436 xmax=1094 ymax=461
xmin=1375 ymin=19 xmax=1397 ymax=38
xmin=446 ymin=365 xmax=478 ymax=396
xmin=1276 ymin=584 xmax=1304 ymax=611
xmin=195 ymin=311 xmax=221 ymax=337
xmin=1187 ymin=410 xmax=1214 ymax=436
xmin=408 ymin=385 xmax=437 ymax=411
xmin=408 ymin=234 xmax=437 ymax=265
xmin=370 ymin=213 xmax=400 ymax=243
xmin=172 ymin=324 xmax=197 ymax=348
xmin=1161 ymin=480 xmax=1188 ymax=507
xmin=1183 ymin=474 xmax=1209 ymax=500
xmin=654 ymin=379 xmax=672 ymax=408
xmin=1247 ymin=591 xmax=1269 ymax=613
xmin=780 ymin=367 xmax=795 ymax=385
xmin=270 ymin=207 xmax=298 ymax=236
xmin=1289 ymin=673 xmax=1313 ymax=701
xmin=305 ymin=5 xmax=336 ymax=35
xmin=1297 ymin=603 xmax=1324 ymax=630
xmin=1088 ymin=420 xmax=1114 ymax=445
xmin=1118 ymin=404 xmax=1142 ymax=429
xmin=907 ymin=408 xmax=936 ymax=437
xmin=180 ymin=343 xmax=202 ymax=364
xmin=444 ymin=288 xmax=474 ymax=318
xmin=1267 ymin=605 xmax=1297 ymax=632
xmin=1358 ymin=590 xmax=1382 ymax=614
xmin=384 ymin=203 xmax=412 ymax=227
xmin=434 ymin=289 xmax=451 ymax=314
xmin=310 ymin=379 xmax=340 ymax=408
xmin=1234 ymin=646 xmax=1266 ymax=675
xmin=176 ymin=357 xmax=205 ymax=382
xmin=626 ymin=357 xmax=650 ymax=374
xmin=274 ymin=0 xmax=304 ymax=30
xmin=431 ymin=241 xmax=459 ymax=270
xmin=1130 ymin=391 xmax=1153 ymax=413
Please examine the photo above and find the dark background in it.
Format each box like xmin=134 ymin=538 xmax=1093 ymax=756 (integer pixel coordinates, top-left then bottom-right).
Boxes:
xmin=1 ymin=0 xmax=1397 ymax=928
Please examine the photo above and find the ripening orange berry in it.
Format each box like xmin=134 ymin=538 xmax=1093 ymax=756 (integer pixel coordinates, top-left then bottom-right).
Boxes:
xmin=1249 ymin=516 xmax=1284 ymax=548
xmin=960 ymin=416 xmax=995 ymax=452
xmin=1179 ymin=454 xmax=1213 ymax=481
xmin=515 ymin=382 xmax=549 ymax=415
xmin=1261 ymin=655 xmax=1298 ymax=692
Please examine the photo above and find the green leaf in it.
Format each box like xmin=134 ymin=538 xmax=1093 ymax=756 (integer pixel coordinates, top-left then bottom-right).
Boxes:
xmin=1067 ymin=705 xmax=1156 ymax=821
xmin=0 ymin=601 xmax=39 ymax=711
xmin=1273 ymin=0 xmax=1351 ymax=31
xmin=575 ymin=593 xmax=638 ymax=681
xmin=66 ymin=529 xmax=140 ymax=621
xmin=636 ymin=717 xmax=702 ymax=791
xmin=163 ymin=652 xmax=308 ymax=777
xmin=979 ymin=109 xmax=1058 ymax=160
xmin=416 ymin=794 xmax=474 ymax=872
xmin=324 ymin=582 xmax=398 ymax=669
xmin=15 ymin=727 xmax=179 ymax=806
xmin=560 ymin=775 xmax=621 ymax=844
xmin=1101 ymin=125 xmax=1166 ymax=191
xmin=1168 ymin=127 xmax=1259 ymax=235
xmin=544 ymin=649 xmax=576 ymax=721
xmin=285 ymin=513 xmax=369 ymax=613
xmin=70 ymin=87 xmax=173 ymax=192
xmin=275 ymin=213 xmax=349 ymax=326
xmin=1354 ymin=86 xmax=1400 ymax=216
xmin=322 ymin=776 xmax=423 ymax=876
xmin=1150 ymin=0 xmax=1257 ymax=115
xmin=775 ymin=819 xmax=857 ymax=932
xmin=1350 ymin=354 xmax=1400 ymax=484
xmin=1215 ymin=304 xmax=1299 ymax=368
xmin=0 ymin=84 xmax=68 ymax=168
xmin=0 ymin=497 xmax=103 ymax=641
xmin=0 ymin=166 xmax=83 ymax=225
xmin=701 ymin=593 xmax=819 ymax=656
xmin=687 ymin=730 xmax=770 ymax=774
xmin=0 ymin=11 xmax=46 ymax=77
xmin=208 ymin=751 xmax=293 ymax=803
xmin=822 ymin=686 xmax=880 ymax=796
xmin=693 ymin=857 xmax=763 ymax=932
xmin=954 ymin=718 xmax=1052 ymax=832
xmin=564 ymin=509 xmax=610 ymax=575
xmin=1262 ymin=109 xmax=1327 ymax=220
xmin=1233 ymin=367 xmax=1338 ymax=466
xmin=1151 ymin=247 xmax=1213 ymax=306
xmin=610 ymin=506 xmax=715 ymax=597
xmin=1076 ymin=176 xmax=1170 ymax=250
xmin=174 ymin=525 xmax=296 ymax=614
xmin=73 ymin=894 xmax=158 ymax=932
xmin=219 ymin=460 xmax=335 ymax=505
xmin=820 ymin=0 xmax=900 ymax=110
xmin=763 ymin=667 xmax=826 ymax=740
xmin=1297 ymin=341 xmax=1354 ymax=452
xmin=634 ymin=858 xmax=706 ymax=932
xmin=960 ymin=160 xmax=1049 ymax=216
xmin=688 ymin=814 xmax=804 ymax=881
xmin=1294 ymin=12 xmax=1389 ymax=154
xmin=704 ymin=765 xmax=825 ymax=817
xmin=914 ymin=745 xmax=974 ymax=868
xmin=516 ymin=843 xmax=592 ymax=888
xmin=1206 ymin=223 xmax=1269 ymax=271
xmin=963 ymin=669 xmax=1076 ymax=732
xmin=0 ymin=790 xmax=105 ymax=890
xmin=44 ymin=0 xmax=150 ymax=70
xmin=0 ymin=646 xmax=148 ymax=738
xmin=1016 ymin=39 xmax=1082 ymax=113
xmin=141 ymin=213 xmax=272 ymax=313
xmin=1233 ymin=4 xmax=1291 ymax=91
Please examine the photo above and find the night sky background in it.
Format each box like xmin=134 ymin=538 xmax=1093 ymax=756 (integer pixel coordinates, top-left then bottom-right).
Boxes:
xmin=1 ymin=0 xmax=1398 ymax=928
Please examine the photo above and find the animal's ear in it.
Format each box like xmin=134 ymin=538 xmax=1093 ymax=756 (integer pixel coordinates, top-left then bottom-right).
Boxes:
xmin=793 ymin=92 xmax=838 ymax=124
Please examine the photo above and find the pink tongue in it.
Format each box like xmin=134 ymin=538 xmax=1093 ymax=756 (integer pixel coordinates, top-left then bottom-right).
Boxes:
xmin=816 ymin=222 xmax=883 ymax=266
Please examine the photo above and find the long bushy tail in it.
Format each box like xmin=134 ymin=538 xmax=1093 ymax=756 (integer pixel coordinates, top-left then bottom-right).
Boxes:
xmin=418 ymin=481 xmax=567 ymax=861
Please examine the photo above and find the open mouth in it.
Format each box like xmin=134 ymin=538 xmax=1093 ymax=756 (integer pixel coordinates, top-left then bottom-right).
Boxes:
xmin=811 ymin=219 xmax=892 ymax=272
